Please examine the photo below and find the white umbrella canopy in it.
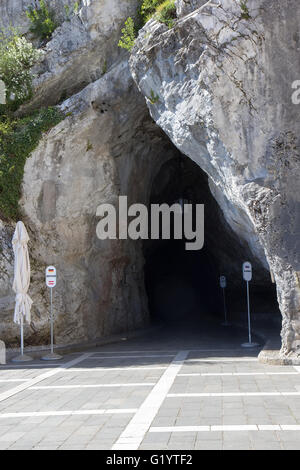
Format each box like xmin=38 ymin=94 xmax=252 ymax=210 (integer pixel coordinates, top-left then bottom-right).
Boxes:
xmin=11 ymin=221 xmax=33 ymax=362
xmin=12 ymin=221 xmax=33 ymax=324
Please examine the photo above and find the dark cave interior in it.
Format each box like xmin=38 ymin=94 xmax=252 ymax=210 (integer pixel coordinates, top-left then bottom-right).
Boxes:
xmin=143 ymin=155 xmax=281 ymax=329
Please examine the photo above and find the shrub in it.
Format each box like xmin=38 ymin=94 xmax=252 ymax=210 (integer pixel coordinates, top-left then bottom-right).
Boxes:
xmin=64 ymin=1 xmax=80 ymax=21
xmin=118 ymin=17 xmax=136 ymax=51
xmin=26 ymin=0 xmax=58 ymax=41
xmin=0 ymin=107 xmax=64 ymax=219
xmin=156 ymin=0 xmax=176 ymax=28
xmin=119 ymin=0 xmax=177 ymax=51
xmin=0 ymin=31 xmax=42 ymax=111
xmin=140 ymin=0 xmax=166 ymax=23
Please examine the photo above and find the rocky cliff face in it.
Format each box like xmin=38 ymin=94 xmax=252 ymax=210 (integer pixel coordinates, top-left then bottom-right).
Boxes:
xmin=130 ymin=0 xmax=300 ymax=356
xmin=0 ymin=0 xmax=174 ymax=345
xmin=0 ymin=0 xmax=299 ymax=357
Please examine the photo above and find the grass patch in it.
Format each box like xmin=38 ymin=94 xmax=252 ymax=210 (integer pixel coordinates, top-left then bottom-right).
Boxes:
xmin=0 ymin=107 xmax=64 ymax=219
xmin=155 ymin=0 xmax=176 ymax=28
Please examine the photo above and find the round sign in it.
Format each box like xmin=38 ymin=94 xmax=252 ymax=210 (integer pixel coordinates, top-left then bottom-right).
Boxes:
xmin=243 ymin=262 xmax=252 ymax=282
xmin=46 ymin=266 xmax=56 ymax=288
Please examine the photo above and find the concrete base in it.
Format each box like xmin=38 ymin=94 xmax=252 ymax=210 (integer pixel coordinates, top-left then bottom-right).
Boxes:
xmin=241 ymin=342 xmax=260 ymax=348
xmin=41 ymin=352 xmax=63 ymax=361
xmin=11 ymin=354 xmax=33 ymax=363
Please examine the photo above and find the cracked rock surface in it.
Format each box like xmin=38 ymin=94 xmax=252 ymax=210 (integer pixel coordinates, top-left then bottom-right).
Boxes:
xmin=130 ymin=0 xmax=300 ymax=356
xmin=0 ymin=0 xmax=299 ymax=356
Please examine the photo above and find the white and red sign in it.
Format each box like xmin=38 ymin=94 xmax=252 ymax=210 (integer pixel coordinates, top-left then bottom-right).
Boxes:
xmin=243 ymin=262 xmax=252 ymax=282
xmin=46 ymin=266 xmax=56 ymax=288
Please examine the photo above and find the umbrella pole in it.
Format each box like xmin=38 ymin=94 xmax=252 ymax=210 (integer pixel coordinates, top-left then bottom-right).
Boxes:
xmin=12 ymin=316 xmax=33 ymax=362
xmin=20 ymin=317 xmax=24 ymax=356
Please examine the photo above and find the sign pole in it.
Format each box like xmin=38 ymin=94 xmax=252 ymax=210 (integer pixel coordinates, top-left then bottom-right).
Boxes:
xmin=42 ymin=266 xmax=62 ymax=361
xmin=246 ymin=280 xmax=251 ymax=344
xmin=220 ymin=276 xmax=230 ymax=326
xmin=241 ymin=262 xmax=258 ymax=348
xmin=50 ymin=287 xmax=54 ymax=355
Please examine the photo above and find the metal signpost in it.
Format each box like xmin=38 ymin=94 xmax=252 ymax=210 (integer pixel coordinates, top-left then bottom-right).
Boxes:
xmin=42 ymin=266 xmax=62 ymax=360
xmin=241 ymin=262 xmax=258 ymax=348
xmin=220 ymin=276 xmax=230 ymax=326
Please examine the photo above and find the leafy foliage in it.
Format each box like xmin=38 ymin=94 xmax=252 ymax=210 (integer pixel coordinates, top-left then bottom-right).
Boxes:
xmin=140 ymin=0 xmax=166 ymax=23
xmin=0 ymin=31 xmax=42 ymax=111
xmin=118 ymin=17 xmax=136 ymax=51
xmin=240 ymin=1 xmax=251 ymax=20
xmin=155 ymin=0 xmax=176 ymax=28
xmin=119 ymin=0 xmax=177 ymax=51
xmin=64 ymin=1 xmax=80 ymax=21
xmin=0 ymin=108 xmax=64 ymax=219
xmin=26 ymin=0 xmax=58 ymax=41
xmin=149 ymin=89 xmax=159 ymax=104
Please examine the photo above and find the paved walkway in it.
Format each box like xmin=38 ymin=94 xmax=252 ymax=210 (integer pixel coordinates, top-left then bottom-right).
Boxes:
xmin=0 ymin=321 xmax=299 ymax=450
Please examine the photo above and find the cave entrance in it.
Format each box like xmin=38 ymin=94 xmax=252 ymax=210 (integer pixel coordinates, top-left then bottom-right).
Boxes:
xmin=143 ymin=155 xmax=281 ymax=337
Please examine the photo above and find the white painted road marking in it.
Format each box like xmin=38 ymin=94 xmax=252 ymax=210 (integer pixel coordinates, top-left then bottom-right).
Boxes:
xmin=178 ymin=372 xmax=299 ymax=377
xmin=0 ymin=379 xmax=31 ymax=383
xmin=185 ymin=358 xmax=258 ymax=363
xmin=87 ymin=349 xmax=247 ymax=354
xmin=0 ymin=353 xmax=93 ymax=404
xmin=30 ymin=383 xmax=155 ymax=390
xmin=149 ymin=425 xmax=300 ymax=432
xmin=112 ymin=350 xmax=190 ymax=450
xmin=0 ymin=409 xmax=138 ymax=419
xmin=88 ymin=355 xmax=174 ymax=359
xmin=0 ymin=364 xmax=61 ymax=368
xmin=90 ymin=350 xmax=178 ymax=354
xmin=167 ymin=392 xmax=300 ymax=397
xmin=64 ymin=366 xmax=167 ymax=372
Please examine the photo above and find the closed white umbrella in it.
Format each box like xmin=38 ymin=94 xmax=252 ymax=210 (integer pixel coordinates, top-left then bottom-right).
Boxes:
xmin=12 ymin=221 xmax=33 ymax=362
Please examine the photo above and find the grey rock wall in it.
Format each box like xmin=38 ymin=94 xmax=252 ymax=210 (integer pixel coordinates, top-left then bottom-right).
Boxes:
xmin=130 ymin=0 xmax=300 ymax=357
xmin=0 ymin=0 xmax=299 ymax=357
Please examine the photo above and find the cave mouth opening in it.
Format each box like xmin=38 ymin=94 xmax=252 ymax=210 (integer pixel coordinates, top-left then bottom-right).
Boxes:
xmin=143 ymin=155 xmax=281 ymax=337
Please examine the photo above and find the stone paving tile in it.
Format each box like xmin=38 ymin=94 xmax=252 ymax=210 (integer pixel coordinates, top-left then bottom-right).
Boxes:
xmin=195 ymin=440 xmax=223 ymax=450
xmin=141 ymin=432 xmax=170 ymax=445
xmin=0 ymin=331 xmax=300 ymax=450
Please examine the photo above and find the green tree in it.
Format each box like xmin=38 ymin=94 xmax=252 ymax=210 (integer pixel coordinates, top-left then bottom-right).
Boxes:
xmin=0 ymin=31 xmax=42 ymax=111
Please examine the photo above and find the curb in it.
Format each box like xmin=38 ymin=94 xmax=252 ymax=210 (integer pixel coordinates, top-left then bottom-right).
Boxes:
xmin=5 ymin=324 xmax=163 ymax=362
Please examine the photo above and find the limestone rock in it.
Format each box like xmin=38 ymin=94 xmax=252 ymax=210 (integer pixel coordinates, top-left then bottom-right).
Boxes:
xmin=0 ymin=59 xmax=175 ymax=346
xmin=0 ymin=0 xmax=299 ymax=358
xmin=18 ymin=0 xmax=140 ymax=113
xmin=130 ymin=0 xmax=300 ymax=356
xmin=0 ymin=0 xmax=78 ymax=35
